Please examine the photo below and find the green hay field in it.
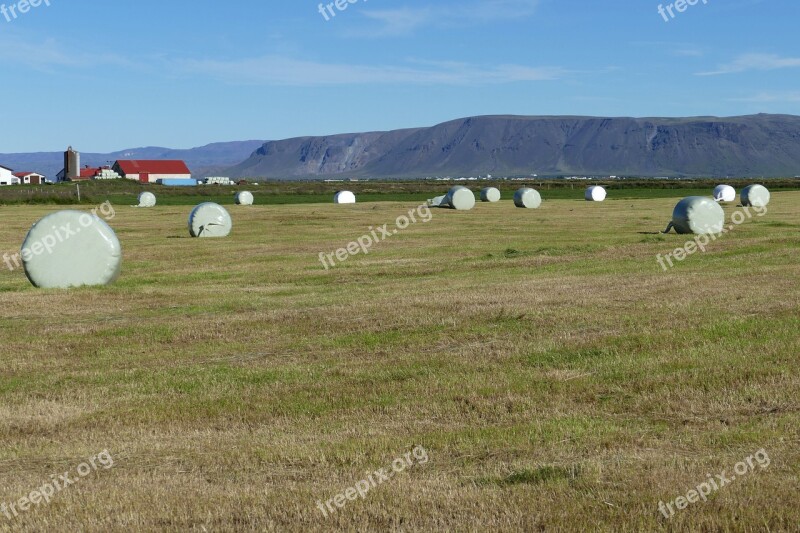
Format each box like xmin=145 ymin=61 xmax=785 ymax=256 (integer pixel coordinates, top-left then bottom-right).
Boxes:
xmin=0 ymin=191 xmax=798 ymax=531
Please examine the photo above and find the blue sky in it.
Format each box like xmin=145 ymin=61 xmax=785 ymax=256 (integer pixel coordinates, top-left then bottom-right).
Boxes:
xmin=1 ymin=0 xmax=797 ymax=152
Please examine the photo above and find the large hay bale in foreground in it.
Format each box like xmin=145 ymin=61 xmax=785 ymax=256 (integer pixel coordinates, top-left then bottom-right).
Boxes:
xmin=480 ymin=187 xmax=501 ymax=202
xmin=188 ymin=202 xmax=233 ymax=238
xmin=333 ymin=191 xmax=356 ymax=204
xmin=741 ymin=184 xmax=771 ymax=207
xmin=585 ymin=186 xmax=607 ymax=202
xmin=713 ymin=184 xmax=736 ymax=203
xmin=513 ymin=188 xmax=542 ymax=209
xmin=22 ymin=211 xmax=122 ymax=288
xmin=235 ymin=191 xmax=254 ymax=205
xmin=666 ymin=196 xmax=725 ymax=235
xmin=137 ymin=192 xmax=156 ymax=208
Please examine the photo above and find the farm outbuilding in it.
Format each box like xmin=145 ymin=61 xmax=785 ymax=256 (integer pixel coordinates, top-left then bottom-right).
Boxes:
xmin=114 ymin=160 xmax=192 ymax=184
xmin=13 ymin=172 xmax=46 ymax=185
xmin=0 ymin=165 xmax=20 ymax=186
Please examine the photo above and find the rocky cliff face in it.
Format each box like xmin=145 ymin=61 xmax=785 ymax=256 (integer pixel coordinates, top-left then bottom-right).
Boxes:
xmin=227 ymin=114 xmax=800 ymax=178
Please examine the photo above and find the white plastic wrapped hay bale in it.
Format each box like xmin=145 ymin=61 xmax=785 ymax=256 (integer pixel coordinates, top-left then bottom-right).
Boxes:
xmin=480 ymin=187 xmax=501 ymax=202
xmin=585 ymin=186 xmax=607 ymax=202
xmin=741 ymin=184 xmax=771 ymax=207
xmin=333 ymin=191 xmax=356 ymax=204
xmin=188 ymin=202 xmax=232 ymax=238
xmin=513 ymin=188 xmax=542 ymax=209
xmin=665 ymin=196 xmax=725 ymax=235
xmin=713 ymin=185 xmax=736 ymax=203
xmin=443 ymin=186 xmax=475 ymax=211
xmin=427 ymin=195 xmax=446 ymax=207
xmin=21 ymin=211 xmax=122 ymax=289
xmin=137 ymin=192 xmax=156 ymax=208
xmin=235 ymin=191 xmax=254 ymax=205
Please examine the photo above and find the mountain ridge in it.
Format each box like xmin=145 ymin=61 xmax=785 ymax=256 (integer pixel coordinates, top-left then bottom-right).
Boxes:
xmin=4 ymin=114 xmax=800 ymax=180
xmin=226 ymin=114 xmax=800 ymax=179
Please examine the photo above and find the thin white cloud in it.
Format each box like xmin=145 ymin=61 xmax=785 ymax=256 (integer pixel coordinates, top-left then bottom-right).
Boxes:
xmin=697 ymin=53 xmax=800 ymax=76
xmin=175 ymin=55 xmax=564 ymax=86
xmin=0 ymin=32 xmax=563 ymax=87
xmin=357 ymin=0 xmax=539 ymax=36
xmin=0 ymin=36 xmax=134 ymax=70
xmin=729 ymin=91 xmax=800 ymax=103
xmin=360 ymin=8 xmax=434 ymax=35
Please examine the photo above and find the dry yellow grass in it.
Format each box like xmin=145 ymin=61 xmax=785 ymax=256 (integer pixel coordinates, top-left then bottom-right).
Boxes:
xmin=0 ymin=192 xmax=798 ymax=531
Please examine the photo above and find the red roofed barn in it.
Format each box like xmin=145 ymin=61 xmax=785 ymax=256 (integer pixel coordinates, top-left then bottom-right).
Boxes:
xmin=113 ymin=160 xmax=192 ymax=183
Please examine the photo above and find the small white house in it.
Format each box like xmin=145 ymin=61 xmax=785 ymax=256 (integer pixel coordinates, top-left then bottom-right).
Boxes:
xmin=14 ymin=172 xmax=46 ymax=184
xmin=0 ymin=165 xmax=21 ymax=186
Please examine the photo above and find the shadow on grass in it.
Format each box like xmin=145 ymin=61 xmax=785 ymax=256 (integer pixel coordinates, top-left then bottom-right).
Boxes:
xmin=479 ymin=465 xmax=582 ymax=487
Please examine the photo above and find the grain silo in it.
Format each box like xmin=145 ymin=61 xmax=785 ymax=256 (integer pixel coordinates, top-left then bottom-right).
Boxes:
xmin=333 ymin=191 xmax=356 ymax=204
xmin=513 ymin=188 xmax=542 ymax=209
xmin=664 ymin=196 xmax=725 ymax=235
xmin=741 ymin=184 xmax=771 ymax=207
xmin=235 ymin=191 xmax=254 ymax=205
xmin=713 ymin=184 xmax=736 ymax=203
xmin=585 ymin=186 xmax=607 ymax=202
xmin=189 ymin=202 xmax=233 ymax=238
xmin=21 ymin=211 xmax=122 ymax=288
xmin=480 ymin=187 xmax=501 ymax=202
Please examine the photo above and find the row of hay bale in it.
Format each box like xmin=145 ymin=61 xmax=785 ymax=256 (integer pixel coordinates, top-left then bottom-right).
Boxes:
xmin=130 ymin=183 xmax=772 ymax=212
xmin=427 ymin=185 xmax=607 ymax=211
xmin=136 ymin=191 xmax=254 ymax=208
xmin=20 ymin=201 xmax=235 ymax=289
xmin=137 ymin=190 xmax=353 ymax=207
xmin=666 ymin=184 xmax=771 ymax=234
xmin=15 ymin=182 xmax=775 ymax=289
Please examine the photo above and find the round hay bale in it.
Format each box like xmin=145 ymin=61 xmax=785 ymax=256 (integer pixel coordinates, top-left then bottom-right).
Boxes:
xmin=21 ymin=210 xmax=122 ymax=289
xmin=427 ymin=194 xmax=446 ymax=207
xmin=669 ymin=196 xmax=725 ymax=235
xmin=585 ymin=186 xmax=607 ymax=202
xmin=513 ymin=187 xmax=542 ymax=209
xmin=480 ymin=187 xmax=501 ymax=202
xmin=444 ymin=186 xmax=475 ymax=211
xmin=713 ymin=184 xmax=736 ymax=203
xmin=235 ymin=191 xmax=254 ymax=205
xmin=741 ymin=184 xmax=770 ymax=207
xmin=188 ymin=202 xmax=232 ymax=238
xmin=137 ymin=192 xmax=156 ymax=208
xmin=333 ymin=191 xmax=356 ymax=204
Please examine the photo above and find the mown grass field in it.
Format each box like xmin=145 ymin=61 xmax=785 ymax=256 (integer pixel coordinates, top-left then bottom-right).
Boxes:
xmin=0 ymin=190 xmax=798 ymax=531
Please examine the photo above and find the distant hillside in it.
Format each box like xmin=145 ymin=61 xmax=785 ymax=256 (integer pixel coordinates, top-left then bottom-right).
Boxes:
xmin=226 ymin=114 xmax=800 ymax=179
xmin=5 ymin=115 xmax=800 ymax=181
xmin=0 ymin=141 xmax=266 ymax=180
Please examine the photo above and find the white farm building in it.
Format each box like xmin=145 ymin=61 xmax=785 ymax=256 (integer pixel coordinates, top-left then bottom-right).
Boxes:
xmin=0 ymin=165 xmax=21 ymax=186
